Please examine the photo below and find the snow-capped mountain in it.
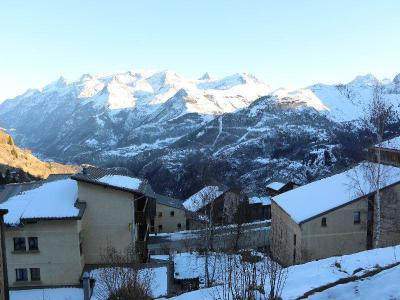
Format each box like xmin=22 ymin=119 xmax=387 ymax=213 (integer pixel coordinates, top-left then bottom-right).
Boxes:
xmin=0 ymin=71 xmax=399 ymax=197
xmin=271 ymin=74 xmax=400 ymax=122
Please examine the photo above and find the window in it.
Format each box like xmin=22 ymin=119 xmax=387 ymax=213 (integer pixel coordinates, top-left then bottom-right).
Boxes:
xmin=158 ymin=225 xmax=163 ymax=231
xmin=321 ymin=217 xmax=327 ymax=227
xmin=15 ymin=268 xmax=28 ymax=282
xmin=170 ymin=211 xmax=175 ymax=217
xmin=353 ymin=211 xmax=361 ymax=224
xmin=293 ymin=234 xmax=297 ymax=246
xmin=158 ymin=212 xmax=162 ymax=218
xmin=177 ymin=223 xmax=182 ymax=229
xmin=13 ymin=237 xmax=26 ymax=251
xmin=30 ymin=268 xmax=40 ymax=281
xmin=293 ymin=249 xmax=296 ymax=264
xmin=28 ymin=237 xmax=38 ymax=251
xmin=186 ymin=219 xmax=190 ymax=230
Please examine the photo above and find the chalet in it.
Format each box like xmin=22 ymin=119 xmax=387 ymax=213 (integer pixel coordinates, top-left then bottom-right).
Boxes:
xmin=271 ymin=162 xmax=400 ymax=266
xmin=368 ymin=135 xmax=400 ymax=167
xmin=266 ymin=181 xmax=298 ymax=197
xmin=248 ymin=195 xmax=271 ymax=220
xmin=153 ymin=194 xmax=187 ymax=233
xmin=183 ymin=186 xmax=270 ymax=226
xmin=0 ymin=167 xmax=156 ymax=289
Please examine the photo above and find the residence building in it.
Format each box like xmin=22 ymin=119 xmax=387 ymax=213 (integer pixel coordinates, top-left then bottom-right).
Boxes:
xmin=153 ymin=194 xmax=187 ymax=233
xmin=0 ymin=167 xmax=156 ymax=289
xmin=184 ymin=186 xmax=270 ymax=226
xmin=248 ymin=195 xmax=271 ymax=220
xmin=271 ymin=162 xmax=400 ymax=266
xmin=0 ymin=209 xmax=8 ymax=300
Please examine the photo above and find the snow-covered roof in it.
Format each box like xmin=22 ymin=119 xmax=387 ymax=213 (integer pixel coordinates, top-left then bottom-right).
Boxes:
xmin=248 ymin=196 xmax=271 ymax=206
xmin=0 ymin=179 xmax=81 ymax=225
xmin=155 ymin=193 xmax=184 ymax=210
xmin=183 ymin=186 xmax=225 ymax=212
xmin=267 ymin=182 xmax=285 ymax=191
xmin=72 ymin=166 xmax=149 ymax=194
xmin=273 ymin=162 xmax=400 ymax=224
xmin=97 ymin=175 xmax=142 ymax=191
xmin=375 ymin=135 xmax=400 ymax=151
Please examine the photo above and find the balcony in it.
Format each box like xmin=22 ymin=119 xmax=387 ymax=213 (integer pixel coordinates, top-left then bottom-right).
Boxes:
xmin=135 ymin=196 xmax=156 ymax=224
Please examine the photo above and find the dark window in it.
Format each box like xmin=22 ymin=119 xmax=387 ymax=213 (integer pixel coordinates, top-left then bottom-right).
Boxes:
xmin=150 ymin=226 xmax=155 ymax=233
xmin=170 ymin=211 xmax=175 ymax=217
xmin=150 ymin=219 xmax=154 ymax=226
xmin=30 ymin=268 xmax=40 ymax=281
xmin=15 ymin=268 xmax=28 ymax=281
xmin=293 ymin=234 xmax=297 ymax=246
xmin=28 ymin=237 xmax=38 ymax=251
xmin=186 ymin=219 xmax=190 ymax=230
xmin=158 ymin=225 xmax=163 ymax=231
xmin=13 ymin=237 xmax=26 ymax=251
xmin=158 ymin=212 xmax=162 ymax=218
xmin=321 ymin=217 xmax=327 ymax=227
xmin=177 ymin=223 xmax=182 ymax=229
xmin=293 ymin=249 xmax=296 ymax=264
xmin=353 ymin=211 xmax=361 ymax=224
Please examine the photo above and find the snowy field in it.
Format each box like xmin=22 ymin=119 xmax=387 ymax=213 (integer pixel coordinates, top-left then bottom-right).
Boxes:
xmin=158 ymin=245 xmax=400 ymax=299
xmin=10 ymin=288 xmax=84 ymax=300
xmin=308 ymin=264 xmax=400 ymax=300
xmin=90 ymin=266 xmax=168 ymax=299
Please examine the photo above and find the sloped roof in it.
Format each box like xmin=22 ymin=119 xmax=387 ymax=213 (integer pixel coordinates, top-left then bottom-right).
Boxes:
xmin=266 ymin=182 xmax=285 ymax=191
xmin=71 ymin=166 xmax=153 ymax=196
xmin=273 ymin=162 xmax=400 ymax=224
xmin=183 ymin=186 xmax=225 ymax=212
xmin=374 ymin=135 xmax=400 ymax=151
xmin=0 ymin=178 xmax=82 ymax=225
xmin=155 ymin=193 xmax=184 ymax=210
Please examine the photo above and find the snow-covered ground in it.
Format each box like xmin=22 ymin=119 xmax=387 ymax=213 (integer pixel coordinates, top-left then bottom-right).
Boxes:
xmin=10 ymin=288 xmax=84 ymax=300
xmin=308 ymin=264 xmax=400 ymax=300
xmin=157 ymin=245 xmax=400 ymax=299
xmin=89 ymin=265 xmax=168 ymax=299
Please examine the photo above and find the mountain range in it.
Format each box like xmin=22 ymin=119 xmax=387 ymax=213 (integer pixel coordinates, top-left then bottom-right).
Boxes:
xmin=0 ymin=70 xmax=399 ymax=197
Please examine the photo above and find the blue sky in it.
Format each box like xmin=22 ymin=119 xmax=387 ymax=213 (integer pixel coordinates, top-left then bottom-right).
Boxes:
xmin=1 ymin=0 xmax=400 ymax=101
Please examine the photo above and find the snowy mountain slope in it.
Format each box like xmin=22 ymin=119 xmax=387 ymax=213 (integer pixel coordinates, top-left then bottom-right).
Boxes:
xmin=271 ymin=74 xmax=400 ymax=121
xmin=0 ymin=71 xmax=399 ymax=197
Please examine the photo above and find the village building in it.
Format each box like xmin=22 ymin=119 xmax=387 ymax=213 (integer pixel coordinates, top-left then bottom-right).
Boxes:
xmin=183 ymin=186 xmax=271 ymax=226
xmin=153 ymin=194 xmax=187 ymax=233
xmin=368 ymin=135 xmax=400 ymax=167
xmin=0 ymin=167 xmax=156 ymax=289
xmin=248 ymin=195 xmax=271 ymax=220
xmin=0 ymin=209 xmax=8 ymax=300
xmin=271 ymin=162 xmax=400 ymax=266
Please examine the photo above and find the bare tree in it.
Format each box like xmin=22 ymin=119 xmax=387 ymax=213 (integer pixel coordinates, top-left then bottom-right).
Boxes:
xmin=214 ymin=248 xmax=287 ymax=300
xmin=189 ymin=187 xmax=221 ymax=287
xmin=93 ymin=244 xmax=154 ymax=300
xmin=360 ymin=81 xmax=397 ymax=247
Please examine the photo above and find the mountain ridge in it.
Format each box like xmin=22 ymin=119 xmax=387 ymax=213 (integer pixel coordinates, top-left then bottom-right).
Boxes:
xmin=0 ymin=70 xmax=399 ymax=196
